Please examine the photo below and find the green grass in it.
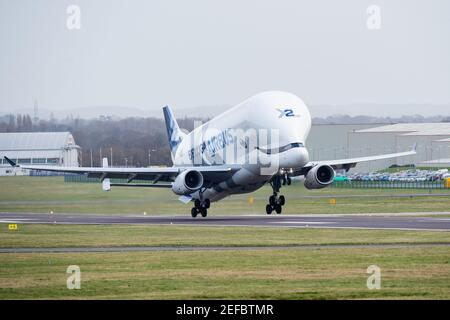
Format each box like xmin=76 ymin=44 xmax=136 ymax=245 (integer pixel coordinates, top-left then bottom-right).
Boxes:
xmin=1 ymin=224 xmax=450 ymax=248
xmin=1 ymin=176 xmax=450 ymax=299
xmin=1 ymin=247 xmax=449 ymax=299
xmin=1 ymin=176 xmax=450 ymax=215
xmin=1 ymin=224 xmax=449 ymax=299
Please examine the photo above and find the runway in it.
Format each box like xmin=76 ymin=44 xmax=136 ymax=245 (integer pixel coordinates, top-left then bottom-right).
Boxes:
xmin=1 ymin=212 xmax=450 ymax=231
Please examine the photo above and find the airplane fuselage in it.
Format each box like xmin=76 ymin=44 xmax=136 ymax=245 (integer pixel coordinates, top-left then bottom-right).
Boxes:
xmin=173 ymin=91 xmax=311 ymax=202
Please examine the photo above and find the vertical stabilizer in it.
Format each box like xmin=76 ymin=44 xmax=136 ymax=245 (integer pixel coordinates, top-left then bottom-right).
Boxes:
xmin=163 ymin=106 xmax=185 ymax=160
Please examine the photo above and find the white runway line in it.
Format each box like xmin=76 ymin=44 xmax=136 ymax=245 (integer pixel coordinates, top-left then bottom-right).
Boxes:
xmin=0 ymin=218 xmax=36 ymax=223
xmin=269 ymin=221 xmax=335 ymax=225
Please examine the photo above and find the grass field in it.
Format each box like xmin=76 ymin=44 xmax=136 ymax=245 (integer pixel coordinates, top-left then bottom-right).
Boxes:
xmin=1 ymin=176 xmax=450 ymax=215
xmin=1 ymin=224 xmax=450 ymax=248
xmin=0 ymin=224 xmax=449 ymax=299
xmin=1 ymin=247 xmax=449 ymax=299
xmin=1 ymin=176 xmax=450 ymax=299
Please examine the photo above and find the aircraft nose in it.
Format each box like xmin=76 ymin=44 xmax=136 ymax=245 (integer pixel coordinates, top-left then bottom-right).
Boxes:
xmin=279 ymin=146 xmax=309 ymax=169
xmin=296 ymin=147 xmax=309 ymax=166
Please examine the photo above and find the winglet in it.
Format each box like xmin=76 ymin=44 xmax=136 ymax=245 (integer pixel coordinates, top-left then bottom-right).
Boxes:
xmin=4 ymin=156 xmax=17 ymax=167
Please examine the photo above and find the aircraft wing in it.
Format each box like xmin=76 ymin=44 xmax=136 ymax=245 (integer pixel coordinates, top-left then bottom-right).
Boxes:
xmin=3 ymin=157 xmax=236 ymax=185
xmin=292 ymin=144 xmax=417 ymax=176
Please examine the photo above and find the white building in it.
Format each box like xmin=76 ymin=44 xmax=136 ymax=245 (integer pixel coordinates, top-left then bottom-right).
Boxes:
xmin=347 ymin=123 xmax=450 ymax=172
xmin=0 ymin=132 xmax=80 ymax=175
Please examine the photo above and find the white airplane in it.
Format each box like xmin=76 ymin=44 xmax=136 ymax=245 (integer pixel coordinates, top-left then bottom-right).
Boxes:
xmin=4 ymin=91 xmax=416 ymax=218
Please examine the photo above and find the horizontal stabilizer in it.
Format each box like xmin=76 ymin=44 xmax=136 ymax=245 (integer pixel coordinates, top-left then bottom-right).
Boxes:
xmin=4 ymin=156 xmax=17 ymax=167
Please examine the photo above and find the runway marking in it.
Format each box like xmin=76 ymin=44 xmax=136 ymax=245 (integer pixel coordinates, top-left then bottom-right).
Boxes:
xmin=269 ymin=221 xmax=334 ymax=225
xmin=0 ymin=218 xmax=35 ymax=223
xmin=1 ymin=213 xmax=450 ymax=231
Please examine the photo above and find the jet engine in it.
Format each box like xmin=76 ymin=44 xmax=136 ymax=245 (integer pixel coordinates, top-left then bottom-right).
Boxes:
xmin=172 ymin=170 xmax=204 ymax=195
xmin=304 ymin=164 xmax=335 ymax=189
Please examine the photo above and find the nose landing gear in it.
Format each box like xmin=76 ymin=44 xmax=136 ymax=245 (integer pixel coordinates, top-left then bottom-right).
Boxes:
xmin=191 ymin=199 xmax=210 ymax=218
xmin=281 ymin=175 xmax=292 ymax=186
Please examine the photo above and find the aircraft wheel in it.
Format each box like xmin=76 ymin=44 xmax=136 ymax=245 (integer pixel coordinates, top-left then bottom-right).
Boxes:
xmin=269 ymin=195 xmax=276 ymax=206
xmin=266 ymin=204 xmax=273 ymax=215
xmin=204 ymin=199 xmax=210 ymax=209
xmin=194 ymin=199 xmax=201 ymax=208
xmin=279 ymin=195 xmax=285 ymax=206
xmin=200 ymin=208 xmax=207 ymax=217
xmin=282 ymin=177 xmax=286 ymax=185
xmin=275 ymin=204 xmax=282 ymax=214
xmin=191 ymin=207 xmax=198 ymax=218
xmin=287 ymin=177 xmax=292 ymax=185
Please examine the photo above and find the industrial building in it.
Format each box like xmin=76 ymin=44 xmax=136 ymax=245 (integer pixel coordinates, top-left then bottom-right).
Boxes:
xmin=346 ymin=123 xmax=450 ymax=172
xmin=306 ymin=123 xmax=450 ymax=172
xmin=0 ymin=132 xmax=80 ymax=176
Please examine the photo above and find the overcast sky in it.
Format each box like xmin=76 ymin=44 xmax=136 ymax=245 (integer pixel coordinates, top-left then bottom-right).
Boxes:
xmin=0 ymin=0 xmax=449 ymax=115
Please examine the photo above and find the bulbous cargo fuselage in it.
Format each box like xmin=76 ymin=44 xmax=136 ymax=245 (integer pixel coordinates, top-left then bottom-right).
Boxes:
xmin=173 ymin=91 xmax=311 ymax=202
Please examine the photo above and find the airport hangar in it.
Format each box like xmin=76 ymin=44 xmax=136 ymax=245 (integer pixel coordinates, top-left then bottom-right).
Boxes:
xmin=0 ymin=132 xmax=80 ymax=176
xmin=305 ymin=123 xmax=450 ymax=173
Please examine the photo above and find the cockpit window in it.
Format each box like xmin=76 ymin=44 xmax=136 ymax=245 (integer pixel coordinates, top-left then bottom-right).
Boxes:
xmin=256 ymin=142 xmax=304 ymax=155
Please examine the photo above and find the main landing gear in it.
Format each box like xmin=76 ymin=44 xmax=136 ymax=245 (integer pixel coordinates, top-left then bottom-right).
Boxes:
xmin=191 ymin=199 xmax=210 ymax=218
xmin=266 ymin=174 xmax=289 ymax=215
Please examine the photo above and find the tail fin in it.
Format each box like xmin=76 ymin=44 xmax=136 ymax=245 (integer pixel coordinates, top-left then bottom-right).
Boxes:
xmin=163 ymin=106 xmax=185 ymax=159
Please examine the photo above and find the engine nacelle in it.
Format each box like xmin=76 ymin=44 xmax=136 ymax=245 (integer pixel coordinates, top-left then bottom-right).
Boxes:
xmin=304 ymin=164 xmax=335 ymax=190
xmin=172 ymin=170 xmax=204 ymax=195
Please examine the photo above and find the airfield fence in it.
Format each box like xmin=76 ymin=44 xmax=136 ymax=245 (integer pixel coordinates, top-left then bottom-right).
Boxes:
xmin=331 ymin=180 xmax=447 ymax=189
xmin=65 ymin=175 xmax=449 ymax=189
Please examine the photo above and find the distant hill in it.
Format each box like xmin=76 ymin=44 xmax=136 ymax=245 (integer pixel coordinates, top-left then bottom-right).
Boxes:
xmin=309 ymin=104 xmax=450 ymax=118
xmin=0 ymin=104 xmax=230 ymax=120
xmin=1 ymin=103 xmax=449 ymax=123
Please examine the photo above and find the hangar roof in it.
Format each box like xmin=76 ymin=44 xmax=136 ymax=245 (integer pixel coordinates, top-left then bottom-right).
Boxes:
xmin=355 ymin=123 xmax=450 ymax=136
xmin=0 ymin=132 xmax=79 ymax=151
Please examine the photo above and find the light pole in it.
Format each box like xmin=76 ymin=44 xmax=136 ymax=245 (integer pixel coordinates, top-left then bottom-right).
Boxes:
xmin=148 ymin=149 xmax=156 ymax=166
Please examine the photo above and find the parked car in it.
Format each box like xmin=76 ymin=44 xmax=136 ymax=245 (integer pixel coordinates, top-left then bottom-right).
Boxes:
xmin=346 ymin=169 xmax=450 ymax=182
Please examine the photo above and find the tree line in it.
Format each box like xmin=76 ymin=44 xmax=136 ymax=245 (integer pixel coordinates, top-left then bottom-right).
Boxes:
xmin=0 ymin=114 xmax=202 ymax=167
